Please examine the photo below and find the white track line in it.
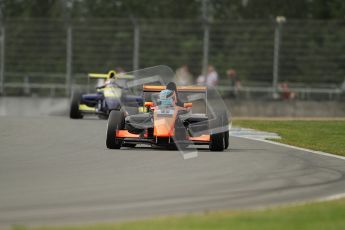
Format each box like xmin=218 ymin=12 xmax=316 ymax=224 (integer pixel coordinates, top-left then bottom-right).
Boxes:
xmin=229 ymin=127 xmax=345 ymax=161
xmin=239 ymin=136 xmax=345 ymax=161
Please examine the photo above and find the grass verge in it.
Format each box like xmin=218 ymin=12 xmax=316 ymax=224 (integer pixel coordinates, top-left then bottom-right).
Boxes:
xmin=12 ymin=198 xmax=345 ymax=230
xmin=233 ymin=120 xmax=345 ymax=156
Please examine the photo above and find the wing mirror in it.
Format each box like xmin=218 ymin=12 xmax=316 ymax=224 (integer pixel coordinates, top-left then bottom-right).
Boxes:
xmin=144 ymin=101 xmax=154 ymax=107
xmin=184 ymin=102 xmax=192 ymax=108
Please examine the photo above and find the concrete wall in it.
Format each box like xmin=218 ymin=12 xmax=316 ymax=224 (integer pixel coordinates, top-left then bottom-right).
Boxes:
xmin=0 ymin=97 xmax=344 ymax=117
xmin=227 ymin=100 xmax=345 ymax=117
xmin=0 ymin=97 xmax=69 ymax=116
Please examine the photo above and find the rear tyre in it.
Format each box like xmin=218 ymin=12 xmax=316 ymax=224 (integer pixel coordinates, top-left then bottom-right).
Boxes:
xmin=106 ymin=110 xmax=125 ymax=149
xmin=70 ymin=91 xmax=83 ymax=119
xmin=209 ymin=132 xmax=225 ymax=151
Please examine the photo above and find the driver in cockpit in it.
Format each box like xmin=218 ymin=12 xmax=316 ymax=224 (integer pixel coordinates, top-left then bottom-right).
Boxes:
xmin=165 ymin=82 xmax=184 ymax=107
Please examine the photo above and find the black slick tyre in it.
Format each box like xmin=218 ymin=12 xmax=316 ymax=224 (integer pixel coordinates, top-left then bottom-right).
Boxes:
xmin=70 ymin=91 xmax=83 ymax=119
xmin=209 ymin=132 xmax=225 ymax=151
xmin=106 ymin=110 xmax=125 ymax=149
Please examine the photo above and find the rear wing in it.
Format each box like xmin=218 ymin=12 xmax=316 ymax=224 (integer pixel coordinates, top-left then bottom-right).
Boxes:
xmin=143 ymin=85 xmax=207 ymax=93
xmin=143 ymin=85 xmax=208 ymax=113
xmin=88 ymin=70 xmax=134 ymax=80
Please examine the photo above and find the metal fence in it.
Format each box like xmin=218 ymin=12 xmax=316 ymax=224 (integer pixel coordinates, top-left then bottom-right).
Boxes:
xmin=0 ymin=18 xmax=344 ymax=99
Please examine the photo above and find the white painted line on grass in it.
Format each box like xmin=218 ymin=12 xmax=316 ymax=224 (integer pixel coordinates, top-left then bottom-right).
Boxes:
xmin=232 ymin=134 xmax=345 ymax=161
xmin=229 ymin=126 xmax=345 ymax=160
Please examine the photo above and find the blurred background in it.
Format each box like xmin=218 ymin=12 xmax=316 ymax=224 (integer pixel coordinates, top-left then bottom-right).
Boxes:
xmin=0 ymin=0 xmax=344 ymax=116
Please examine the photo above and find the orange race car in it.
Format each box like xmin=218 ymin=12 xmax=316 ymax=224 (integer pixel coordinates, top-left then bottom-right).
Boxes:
xmin=105 ymin=82 xmax=229 ymax=152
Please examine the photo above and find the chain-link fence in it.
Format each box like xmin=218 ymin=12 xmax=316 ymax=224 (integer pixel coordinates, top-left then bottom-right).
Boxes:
xmin=0 ymin=18 xmax=344 ymax=99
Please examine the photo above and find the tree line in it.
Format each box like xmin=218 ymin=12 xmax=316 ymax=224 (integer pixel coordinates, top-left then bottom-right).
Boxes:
xmin=1 ymin=0 xmax=345 ymax=20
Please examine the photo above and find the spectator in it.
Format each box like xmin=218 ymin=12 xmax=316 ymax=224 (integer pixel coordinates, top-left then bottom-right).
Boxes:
xmin=196 ymin=65 xmax=218 ymax=87
xmin=226 ymin=68 xmax=241 ymax=98
xmin=279 ymin=81 xmax=296 ymax=100
xmin=175 ymin=65 xmax=193 ymax=86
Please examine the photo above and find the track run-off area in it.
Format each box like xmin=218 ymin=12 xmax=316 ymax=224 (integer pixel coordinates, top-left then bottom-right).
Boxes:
xmin=0 ymin=116 xmax=345 ymax=227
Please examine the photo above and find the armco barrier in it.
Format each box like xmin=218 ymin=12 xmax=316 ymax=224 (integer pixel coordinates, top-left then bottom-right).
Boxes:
xmin=1 ymin=97 xmax=344 ymax=117
xmin=0 ymin=97 xmax=69 ymax=116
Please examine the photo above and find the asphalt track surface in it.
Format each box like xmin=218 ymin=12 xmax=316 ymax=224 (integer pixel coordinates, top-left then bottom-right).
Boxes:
xmin=1 ymin=116 xmax=345 ymax=227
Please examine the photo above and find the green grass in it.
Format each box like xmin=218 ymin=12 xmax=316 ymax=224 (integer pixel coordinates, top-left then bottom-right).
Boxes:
xmin=12 ymin=198 xmax=345 ymax=230
xmin=233 ymin=120 xmax=345 ymax=156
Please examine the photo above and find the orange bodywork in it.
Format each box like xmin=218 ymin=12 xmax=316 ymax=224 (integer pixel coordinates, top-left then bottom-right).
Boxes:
xmin=144 ymin=84 xmax=206 ymax=137
xmin=189 ymin=135 xmax=210 ymax=142
xmin=116 ymin=129 xmax=210 ymax=142
xmin=144 ymin=101 xmax=154 ymax=107
xmin=116 ymin=130 xmax=140 ymax=138
xmin=153 ymin=108 xmax=178 ymax=137
xmin=118 ymin=84 xmax=208 ymax=141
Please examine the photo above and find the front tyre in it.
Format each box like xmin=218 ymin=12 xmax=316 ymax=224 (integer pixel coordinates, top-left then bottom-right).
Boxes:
xmin=70 ymin=91 xmax=83 ymax=119
xmin=106 ymin=110 xmax=125 ymax=149
xmin=209 ymin=132 xmax=225 ymax=151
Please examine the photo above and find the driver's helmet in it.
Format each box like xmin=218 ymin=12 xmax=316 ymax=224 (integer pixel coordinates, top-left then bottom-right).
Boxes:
xmin=158 ymin=89 xmax=176 ymax=107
